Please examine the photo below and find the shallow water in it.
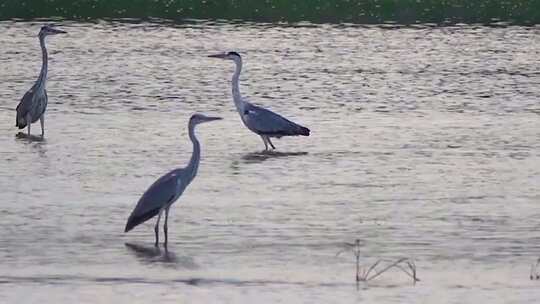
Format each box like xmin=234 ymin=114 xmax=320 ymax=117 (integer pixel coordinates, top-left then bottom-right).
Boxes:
xmin=0 ymin=21 xmax=539 ymax=303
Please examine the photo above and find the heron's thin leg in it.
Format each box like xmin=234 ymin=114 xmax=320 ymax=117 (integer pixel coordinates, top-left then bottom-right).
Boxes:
xmin=164 ymin=207 xmax=170 ymax=247
xmin=26 ymin=113 xmax=32 ymax=136
xmin=154 ymin=208 xmax=165 ymax=247
xmin=266 ymin=137 xmax=276 ymax=150
xmin=40 ymin=114 xmax=45 ymax=137
xmin=260 ymin=136 xmax=268 ymax=151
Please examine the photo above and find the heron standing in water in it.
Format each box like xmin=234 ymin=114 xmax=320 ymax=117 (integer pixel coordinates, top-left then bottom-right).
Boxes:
xmin=125 ymin=114 xmax=222 ymax=247
xmin=208 ymin=52 xmax=310 ymax=151
xmin=15 ymin=25 xmax=66 ymax=138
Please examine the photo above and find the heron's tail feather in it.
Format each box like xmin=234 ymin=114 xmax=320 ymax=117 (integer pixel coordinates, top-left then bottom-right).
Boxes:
xmin=275 ymin=124 xmax=309 ymax=137
xmin=16 ymin=114 xmax=27 ymax=129
xmin=298 ymin=126 xmax=310 ymax=136
xmin=124 ymin=207 xmax=160 ymax=233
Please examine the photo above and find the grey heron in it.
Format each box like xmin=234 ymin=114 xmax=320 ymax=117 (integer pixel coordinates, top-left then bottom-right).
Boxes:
xmin=15 ymin=25 xmax=66 ymax=138
xmin=125 ymin=113 xmax=222 ymax=247
xmin=208 ymin=52 xmax=310 ymax=151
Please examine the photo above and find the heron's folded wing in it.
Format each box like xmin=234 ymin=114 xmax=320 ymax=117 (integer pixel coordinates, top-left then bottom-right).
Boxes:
xmin=125 ymin=172 xmax=183 ymax=232
xmin=243 ymin=104 xmax=306 ymax=136
xmin=16 ymin=89 xmax=36 ymax=116
xmin=15 ymin=90 xmax=37 ymax=127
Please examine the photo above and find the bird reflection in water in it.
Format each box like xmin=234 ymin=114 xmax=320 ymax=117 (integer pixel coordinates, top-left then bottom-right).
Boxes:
xmin=15 ymin=132 xmax=46 ymax=142
xmin=241 ymin=151 xmax=308 ymax=164
xmin=124 ymin=242 xmax=198 ymax=269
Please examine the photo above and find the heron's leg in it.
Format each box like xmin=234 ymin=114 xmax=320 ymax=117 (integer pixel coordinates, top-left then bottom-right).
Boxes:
xmin=40 ymin=114 xmax=45 ymax=137
xmin=26 ymin=113 xmax=32 ymax=136
xmin=154 ymin=208 xmax=165 ymax=247
xmin=164 ymin=207 xmax=170 ymax=247
xmin=260 ymin=136 xmax=268 ymax=151
xmin=266 ymin=137 xmax=276 ymax=150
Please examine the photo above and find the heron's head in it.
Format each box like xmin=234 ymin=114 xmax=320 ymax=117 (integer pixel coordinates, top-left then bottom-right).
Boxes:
xmin=38 ymin=25 xmax=67 ymax=38
xmin=189 ymin=113 xmax=222 ymax=125
xmin=208 ymin=51 xmax=242 ymax=62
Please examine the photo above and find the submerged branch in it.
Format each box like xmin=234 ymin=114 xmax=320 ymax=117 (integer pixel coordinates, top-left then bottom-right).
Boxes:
xmin=339 ymin=239 xmax=419 ymax=285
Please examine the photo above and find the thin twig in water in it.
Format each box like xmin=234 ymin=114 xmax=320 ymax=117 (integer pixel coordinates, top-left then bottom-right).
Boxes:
xmin=530 ymin=257 xmax=540 ymax=280
xmin=339 ymin=239 xmax=420 ymax=285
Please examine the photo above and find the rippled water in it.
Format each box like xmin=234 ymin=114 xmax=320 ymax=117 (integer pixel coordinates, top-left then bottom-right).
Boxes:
xmin=0 ymin=21 xmax=539 ymax=303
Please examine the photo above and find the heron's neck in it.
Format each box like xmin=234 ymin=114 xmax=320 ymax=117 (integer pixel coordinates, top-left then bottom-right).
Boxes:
xmin=186 ymin=123 xmax=201 ymax=181
xmin=232 ymin=59 xmax=245 ymax=113
xmin=36 ymin=35 xmax=48 ymax=91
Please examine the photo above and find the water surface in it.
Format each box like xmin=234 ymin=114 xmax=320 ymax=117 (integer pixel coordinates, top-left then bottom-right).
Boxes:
xmin=0 ymin=21 xmax=539 ymax=303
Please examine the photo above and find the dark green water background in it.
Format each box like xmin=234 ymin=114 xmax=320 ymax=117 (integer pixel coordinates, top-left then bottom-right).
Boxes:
xmin=1 ymin=0 xmax=539 ymax=24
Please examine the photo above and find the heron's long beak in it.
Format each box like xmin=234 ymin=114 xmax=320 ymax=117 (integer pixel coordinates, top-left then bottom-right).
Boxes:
xmin=203 ymin=116 xmax=223 ymax=122
xmin=52 ymin=28 xmax=67 ymax=34
xmin=208 ymin=53 xmax=227 ymax=59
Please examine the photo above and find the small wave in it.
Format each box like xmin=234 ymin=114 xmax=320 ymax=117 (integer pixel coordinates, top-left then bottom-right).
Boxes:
xmin=0 ymin=274 xmax=348 ymax=288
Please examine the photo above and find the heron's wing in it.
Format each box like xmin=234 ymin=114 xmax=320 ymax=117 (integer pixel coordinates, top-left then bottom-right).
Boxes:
xmin=243 ymin=103 xmax=310 ymax=136
xmin=15 ymin=89 xmax=36 ymax=127
xmin=125 ymin=170 xmax=184 ymax=232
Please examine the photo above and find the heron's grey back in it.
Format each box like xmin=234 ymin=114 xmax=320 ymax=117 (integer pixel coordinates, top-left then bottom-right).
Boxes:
xmin=243 ymin=103 xmax=309 ymax=137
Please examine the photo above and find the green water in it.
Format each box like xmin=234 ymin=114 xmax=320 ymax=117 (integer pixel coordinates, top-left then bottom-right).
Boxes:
xmin=1 ymin=0 xmax=539 ymax=24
